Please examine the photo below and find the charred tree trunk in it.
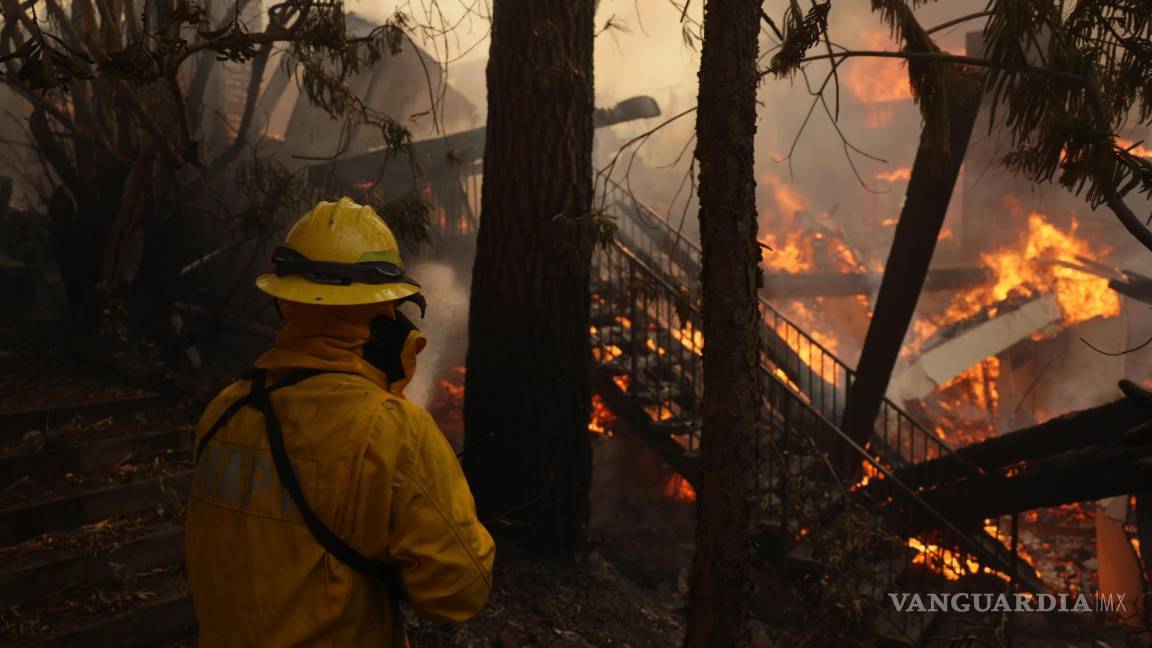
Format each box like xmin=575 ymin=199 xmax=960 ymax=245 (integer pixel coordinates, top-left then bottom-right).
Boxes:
xmin=685 ymin=0 xmax=761 ymax=645
xmin=842 ymin=85 xmax=983 ymax=446
xmin=462 ymin=0 xmax=595 ymax=558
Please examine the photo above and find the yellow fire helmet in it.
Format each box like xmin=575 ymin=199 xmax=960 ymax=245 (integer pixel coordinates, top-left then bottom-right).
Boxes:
xmin=256 ymin=197 xmax=425 ymax=311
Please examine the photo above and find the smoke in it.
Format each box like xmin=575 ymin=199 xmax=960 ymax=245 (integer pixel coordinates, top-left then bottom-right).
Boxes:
xmin=346 ymin=0 xmax=1145 ymax=430
xmin=402 ymin=259 xmax=472 ymax=408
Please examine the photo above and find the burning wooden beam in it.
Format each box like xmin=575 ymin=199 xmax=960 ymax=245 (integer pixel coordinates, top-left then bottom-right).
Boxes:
xmin=887 ymin=390 xmax=1150 ymax=492
xmin=889 ymin=293 xmax=1061 ymax=402
xmin=908 ymin=424 xmax=1152 ymax=528
xmin=871 ymin=383 xmax=1152 ymax=527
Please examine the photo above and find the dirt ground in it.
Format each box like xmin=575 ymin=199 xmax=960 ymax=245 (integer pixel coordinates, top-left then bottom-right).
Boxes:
xmin=408 ymin=544 xmax=685 ymax=648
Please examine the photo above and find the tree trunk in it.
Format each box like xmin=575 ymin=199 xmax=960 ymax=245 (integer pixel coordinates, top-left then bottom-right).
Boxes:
xmin=685 ymin=0 xmax=761 ymax=645
xmin=462 ymin=0 xmax=595 ymax=558
xmin=842 ymin=86 xmax=983 ymax=446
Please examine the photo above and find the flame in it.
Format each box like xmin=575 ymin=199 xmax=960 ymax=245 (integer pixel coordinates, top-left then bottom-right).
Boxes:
xmin=842 ymin=32 xmax=913 ymax=110
xmin=592 ymin=344 xmax=624 ymax=363
xmin=672 ymin=323 xmax=704 ymax=352
xmin=875 ymin=167 xmax=912 ymax=183
xmin=984 ymin=212 xmax=1118 ymax=324
xmin=644 ymin=403 xmax=676 ymax=421
xmin=844 ymin=60 xmax=913 ymax=103
xmin=436 ymin=377 xmax=464 ymax=399
xmin=663 ymin=474 xmax=696 ymax=502
xmin=913 ymin=202 xmax=1119 ymax=353
xmin=646 ymin=338 xmax=667 ymax=356
xmin=982 ymin=518 xmax=1038 ymax=580
xmin=1117 ymin=137 xmax=1152 ymax=158
xmin=428 ymin=366 xmax=466 ymax=441
xmin=918 ymin=358 xmax=1001 ymax=447
xmin=852 ymin=460 xmax=884 ymax=489
xmin=774 ymin=302 xmax=841 ymax=356
xmin=939 ymin=357 xmax=1000 ymax=411
xmin=611 ymin=374 xmax=630 ymax=392
xmin=588 ymin=394 xmax=615 ymax=437
xmin=908 ymin=537 xmax=981 ymax=580
xmin=908 ymin=177 xmax=1057 ymax=449
xmin=773 ymin=367 xmax=809 ymax=401
xmin=760 ymin=229 xmax=813 ymax=273
xmin=761 ymin=173 xmax=809 ymax=219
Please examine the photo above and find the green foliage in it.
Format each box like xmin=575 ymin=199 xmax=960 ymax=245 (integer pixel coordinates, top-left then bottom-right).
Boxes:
xmin=981 ymin=0 xmax=1152 ymax=209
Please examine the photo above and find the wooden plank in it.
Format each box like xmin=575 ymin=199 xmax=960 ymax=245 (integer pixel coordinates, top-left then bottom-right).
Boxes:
xmin=0 ymin=526 xmax=185 ymax=606
xmin=0 ymin=428 xmax=192 ymax=486
xmin=0 ymin=472 xmax=192 ymax=545
xmin=30 ymin=593 xmax=195 ymax=648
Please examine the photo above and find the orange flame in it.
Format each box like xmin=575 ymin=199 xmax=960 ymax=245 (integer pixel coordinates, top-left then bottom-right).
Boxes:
xmin=761 ymin=173 xmax=809 ymax=220
xmin=875 ymin=167 xmax=912 ymax=183
xmin=588 ymin=394 xmax=615 ymax=437
xmin=1117 ymin=137 xmax=1152 ymax=158
xmin=663 ymin=474 xmax=696 ymax=502
xmin=842 ymin=32 xmax=913 ymax=124
xmin=913 ymin=200 xmax=1119 ymax=350
xmin=908 ymin=538 xmax=981 ymax=580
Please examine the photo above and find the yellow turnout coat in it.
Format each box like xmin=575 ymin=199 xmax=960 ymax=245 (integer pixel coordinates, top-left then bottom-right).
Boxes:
xmin=186 ymin=302 xmax=494 ymax=646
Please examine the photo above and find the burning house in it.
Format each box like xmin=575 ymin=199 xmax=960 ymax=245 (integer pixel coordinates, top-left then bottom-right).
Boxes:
xmin=0 ymin=0 xmax=1150 ymax=645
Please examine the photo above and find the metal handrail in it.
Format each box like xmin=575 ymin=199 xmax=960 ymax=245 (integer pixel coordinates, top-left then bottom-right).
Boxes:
xmin=600 ymin=177 xmax=973 ymax=473
xmin=597 ymin=236 xmax=1010 ymax=555
xmin=590 ymin=235 xmax=1033 ymax=641
xmin=597 ymin=180 xmax=1035 ymax=602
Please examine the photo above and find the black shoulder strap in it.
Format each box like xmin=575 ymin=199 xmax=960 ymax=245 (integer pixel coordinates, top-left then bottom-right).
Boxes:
xmin=196 ymin=369 xmax=405 ymax=601
xmin=194 ymin=368 xmax=327 ymax=466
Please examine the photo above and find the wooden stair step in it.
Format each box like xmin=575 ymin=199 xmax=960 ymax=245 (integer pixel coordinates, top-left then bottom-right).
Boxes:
xmin=0 ymin=524 xmax=185 ymax=606
xmin=0 ymin=428 xmax=193 ymax=487
xmin=0 ymin=471 xmax=192 ymax=545
xmin=0 ymin=394 xmax=166 ymax=443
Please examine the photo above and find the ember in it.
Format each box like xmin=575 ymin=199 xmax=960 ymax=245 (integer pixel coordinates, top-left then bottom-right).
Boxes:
xmin=662 ymin=474 xmax=696 ymax=503
xmin=907 ymin=537 xmax=981 ymax=581
xmin=589 ymin=394 xmax=615 ymax=437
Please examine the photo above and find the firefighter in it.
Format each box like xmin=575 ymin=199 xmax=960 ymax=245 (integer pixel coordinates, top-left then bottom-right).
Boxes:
xmin=186 ymin=197 xmax=494 ymax=646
